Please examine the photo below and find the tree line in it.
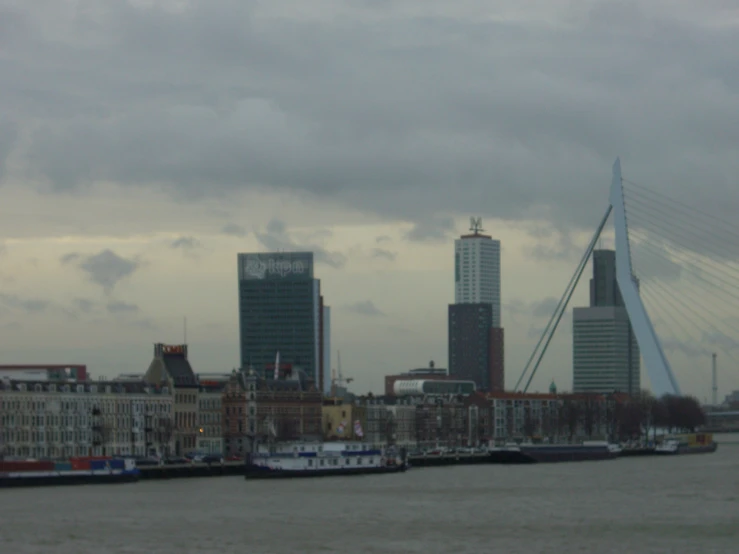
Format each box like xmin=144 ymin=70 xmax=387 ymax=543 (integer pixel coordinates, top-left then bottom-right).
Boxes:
xmin=613 ymin=392 xmax=706 ymax=440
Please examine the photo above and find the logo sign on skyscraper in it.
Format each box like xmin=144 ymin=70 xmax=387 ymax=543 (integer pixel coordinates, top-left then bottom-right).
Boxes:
xmin=239 ymin=252 xmax=314 ymax=280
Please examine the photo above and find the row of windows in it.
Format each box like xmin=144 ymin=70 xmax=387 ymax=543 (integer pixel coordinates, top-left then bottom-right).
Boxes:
xmin=0 ymin=398 xmax=171 ymax=414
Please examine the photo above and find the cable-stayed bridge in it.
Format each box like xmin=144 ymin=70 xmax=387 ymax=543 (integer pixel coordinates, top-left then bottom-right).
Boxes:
xmin=515 ymin=159 xmax=739 ymax=399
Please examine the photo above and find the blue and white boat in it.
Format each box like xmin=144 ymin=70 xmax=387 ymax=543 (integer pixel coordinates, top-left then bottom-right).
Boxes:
xmin=0 ymin=457 xmax=140 ymax=488
xmin=244 ymin=441 xmax=409 ymax=479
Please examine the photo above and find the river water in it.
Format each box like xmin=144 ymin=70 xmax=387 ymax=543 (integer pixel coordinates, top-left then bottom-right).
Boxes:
xmin=2 ymin=436 xmax=738 ymax=553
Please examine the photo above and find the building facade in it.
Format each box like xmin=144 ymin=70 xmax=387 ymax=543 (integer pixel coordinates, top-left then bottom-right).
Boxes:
xmin=451 ymin=219 xmax=505 ymax=391
xmin=573 ymin=249 xmax=640 ymax=395
xmin=322 ymin=306 xmax=331 ymax=396
xmin=454 ymin=223 xmax=501 ymax=327
xmin=0 ymin=365 xmax=88 ymax=382
xmin=238 ymin=252 xmax=325 ymax=386
xmin=0 ymin=379 xmax=174 ymax=459
xmin=197 ymin=383 xmax=225 ymax=455
xmin=573 ymin=307 xmax=640 ymax=394
xmin=384 ymin=361 xmax=449 ymax=396
xmin=144 ymin=343 xmax=200 ymax=455
xmin=448 ymin=303 xmax=504 ymax=392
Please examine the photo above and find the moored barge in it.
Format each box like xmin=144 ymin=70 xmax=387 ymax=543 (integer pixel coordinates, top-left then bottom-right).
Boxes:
xmin=244 ymin=441 xmax=409 ymax=479
xmin=0 ymin=457 xmax=140 ymax=487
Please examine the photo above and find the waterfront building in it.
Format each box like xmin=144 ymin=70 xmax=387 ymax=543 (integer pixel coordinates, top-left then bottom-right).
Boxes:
xmin=573 ymin=249 xmax=640 ymax=395
xmin=197 ymin=380 xmax=226 ymax=455
xmin=393 ymin=379 xmax=476 ymax=396
xmin=144 ymin=343 xmax=200 ymax=455
xmin=222 ymin=366 xmax=322 ymax=457
xmin=384 ymin=361 xmax=449 ymax=396
xmin=353 ymin=395 xmax=418 ymax=447
xmin=0 ymin=365 xmax=88 ymax=382
xmin=237 ymin=251 xmax=329 ymax=391
xmin=0 ymin=378 xmax=174 ymax=459
xmin=322 ymin=397 xmax=359 ymax=440
xmin=222 ymin=371 xmax=247 ymax=458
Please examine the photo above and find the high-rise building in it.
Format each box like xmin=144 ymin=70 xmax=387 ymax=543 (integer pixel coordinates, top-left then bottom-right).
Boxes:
xmin=454 ymin=219 xmax=501 ymax=327
xmin=322 ymin=306 xmax=331 ymax=396
xmin=448 ymin=304 xmax=505 ymax=392
xmin=573 ymin=249 xmax=640 ymax=395
xmin=237 ymin=252 xmax=327 ymax=389
xmin=590 ymin=250 xmax=623 ymax=307
xmin=448 ymin=218 xmax=505 ymax=391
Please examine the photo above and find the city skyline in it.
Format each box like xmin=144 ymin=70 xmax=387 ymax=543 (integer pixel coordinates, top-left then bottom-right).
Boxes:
xmin=1 ymin=1 xmax=738 ymax=401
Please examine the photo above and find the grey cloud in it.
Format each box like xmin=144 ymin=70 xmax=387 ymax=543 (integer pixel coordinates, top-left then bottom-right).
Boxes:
xmin=630 ymin=238 xmax=683 ymax=282
xmin=221 ymin=223 xmax=248 ymax=237
xmin=404 ymin=217 xmax=456 ymax=243
xmin=506 ymin=297 xmax=561 ymax=321
xmin=3 ymin=1 xmax=739 ymax=244
xmin=372 ymin=248 xmax=396 ymax=261
xmin=60 ymin=252 xmax=80 ymax=265
xmin=72 ymin=298 xmax=96 ymax=313
xmin=530 ymin=297 xmax=561 ymax=318
xmin=106 ymin=301 xmax=140 ymax=314
xmin=62 ymin=249 xmax=140 ymax=293
xmin=661 ymin=338 xmax=710 ymax=358
xmin=0 ymin=117 xmax=19 ymax=180
xmin=171 ymin=236 xmax=202 ymax=250
xmin=375 ymin=236 xmax=391 ymax=244
xmin=344 ymin=300 xmax=385 ymax=317
xmin=0 ymin=293 xmax=50 ymax=313
xmin=255 ymin=218 xmax=346 ymax=268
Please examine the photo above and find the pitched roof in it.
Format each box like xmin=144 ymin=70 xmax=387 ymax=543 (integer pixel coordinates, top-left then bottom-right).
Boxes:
xmin=162 ymin=353 xmax=198 ymax=387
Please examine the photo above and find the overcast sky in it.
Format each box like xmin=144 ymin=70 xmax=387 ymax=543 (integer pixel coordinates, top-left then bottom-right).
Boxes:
xmin=1 ymin=0 xmax=738 ymax=399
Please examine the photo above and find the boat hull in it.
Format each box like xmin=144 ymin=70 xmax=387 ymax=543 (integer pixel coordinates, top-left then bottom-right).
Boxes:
xmin=244 ymin=464 xmax=407 ymax=479
xmin=0 ymin=471 xmax=140 ymax=488
xmin=655 ymin=443 xmax=718 ymax=455
xmin=619 ymin=447 xmax=657 ymax=457
xmin=518 ymin=445 xmax=618 ymax=463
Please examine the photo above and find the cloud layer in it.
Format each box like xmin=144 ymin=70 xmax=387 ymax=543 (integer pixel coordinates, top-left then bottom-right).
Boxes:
xmin=2 ymin=0 xmax=739 ymax=232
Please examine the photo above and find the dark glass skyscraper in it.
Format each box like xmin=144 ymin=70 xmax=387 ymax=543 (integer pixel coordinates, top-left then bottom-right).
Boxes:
xmin=590 ymin=250 xmax=624 ymax=307
xmin=237 ymin=252 xmax=321 ymax=384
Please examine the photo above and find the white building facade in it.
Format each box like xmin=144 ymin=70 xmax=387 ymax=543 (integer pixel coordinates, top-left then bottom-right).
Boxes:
xmin=0 ymin=380 xmax=174 ymax=459
xmin=454 ymin=230 xmax=501 ymax=327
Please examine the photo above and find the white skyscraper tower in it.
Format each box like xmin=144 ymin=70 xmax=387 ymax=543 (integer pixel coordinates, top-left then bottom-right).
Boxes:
xmin=454 ymin=217 xmax=502 ymax=327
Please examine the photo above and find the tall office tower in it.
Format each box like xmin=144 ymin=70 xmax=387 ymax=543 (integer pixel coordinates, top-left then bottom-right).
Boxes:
xmin=448 ymin=218 xmax=505 ymax=392
xmin=454 ymin=218 xmax=501 ymax=327
xmin=237 ymin=252 xmax=328 ymax=389
xmin=573 ymin=249 xmax=640 ymax=395
xmin=590 ymin=249 xmax=624 ymax=307
xmin=322 ymin=305 xmax=331 ymax=396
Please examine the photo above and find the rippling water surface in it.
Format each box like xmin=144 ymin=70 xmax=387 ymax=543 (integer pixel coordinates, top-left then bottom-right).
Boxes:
xmin=2 ymin=437 xmax=738 ymax=553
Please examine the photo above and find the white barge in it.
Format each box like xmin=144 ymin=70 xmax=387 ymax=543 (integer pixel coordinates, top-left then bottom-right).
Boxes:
xmin=244 ymin=441 xmax=409 ymax=479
